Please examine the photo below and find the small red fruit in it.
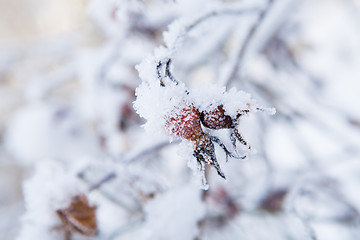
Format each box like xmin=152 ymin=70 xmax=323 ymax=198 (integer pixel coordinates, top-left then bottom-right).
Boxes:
xmin=165 ymin=104 xmax=203 ymax=141
xmin=200 ymin=105 xmax=234 ymax=129
xmin=201 ymin=105 xmax=251 ymax=149
xmin=165 ymin=103 xmax=228 ymax=179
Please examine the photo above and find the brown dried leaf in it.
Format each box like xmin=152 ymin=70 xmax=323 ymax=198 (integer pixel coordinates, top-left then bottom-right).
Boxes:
xmin=56 ymin=194 xmax=97 ymax=237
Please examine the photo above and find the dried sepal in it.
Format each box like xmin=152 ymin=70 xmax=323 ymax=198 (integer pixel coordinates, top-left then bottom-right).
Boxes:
xmin=56 ymin=194 xmax=97 ymax=237
xmin=193 ymin=133 xmax=226 ymax=179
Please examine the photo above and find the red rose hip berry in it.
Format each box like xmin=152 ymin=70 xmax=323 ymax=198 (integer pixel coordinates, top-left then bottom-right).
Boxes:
xmin=165 ymin=104 xmax=203 ymax=141
xmin=200 ymin=105 xmax=234 ymax=129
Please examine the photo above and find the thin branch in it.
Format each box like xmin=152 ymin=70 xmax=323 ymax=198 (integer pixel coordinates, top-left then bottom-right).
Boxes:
xmin=97 ymin=39 xmax=124 ymax=87
xmin=124 ymin=139 xmax=181 ymax=164
xmin=108 ymin=217 xmax=144 ymax=240
xmin=157 ymin=59 xmax=179 ymax=87
xmin=155 ymin=5 xmax=261 ymax=87
xmin=285 ymin=174 xmax=318 ymax=240
xmin=169 ymin=6 xmax=261 ymax=55
xmin=225 ymin=0 xmax=276 ymax=87
xmin=78 ymin=173 xmax=137 ymax=213
xmin=165 ymin=59 xmax=178 ymax=85
xmin=89 ymin=172 xmax=117 ymax=192
xmin=78 ymin=140 xmax=181 ymax=195
xmin=291 ymin=208 xmax=318 ymax=240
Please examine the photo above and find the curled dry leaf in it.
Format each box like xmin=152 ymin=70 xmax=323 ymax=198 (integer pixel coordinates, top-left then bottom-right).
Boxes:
xmin=56 ymin=194 xmax=97 ymax=237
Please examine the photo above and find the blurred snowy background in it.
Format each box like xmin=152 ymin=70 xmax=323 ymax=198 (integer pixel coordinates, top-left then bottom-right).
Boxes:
xmin=1 ymin=0 xmax=360 ymax=239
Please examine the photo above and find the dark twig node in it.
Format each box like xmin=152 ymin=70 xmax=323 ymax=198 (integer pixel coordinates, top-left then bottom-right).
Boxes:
xmin=157 ymin=59 xmax=179 ymax=87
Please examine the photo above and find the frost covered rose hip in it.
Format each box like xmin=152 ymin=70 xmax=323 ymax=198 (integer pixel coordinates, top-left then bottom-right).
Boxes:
xmin=134 ymin=58 xmax=275 ymax=185
xmin=200 ymin=105 xmax=233 ymax=129
xmin=165 ymin=104 xmax=203 ymax=141
xmin=165 ymin=103 xmax=228 ymax=178
xmin=200 ymin=104 xmax=252 ymax=149
xmin=164 ymin=102 xmax=243 ymax=179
